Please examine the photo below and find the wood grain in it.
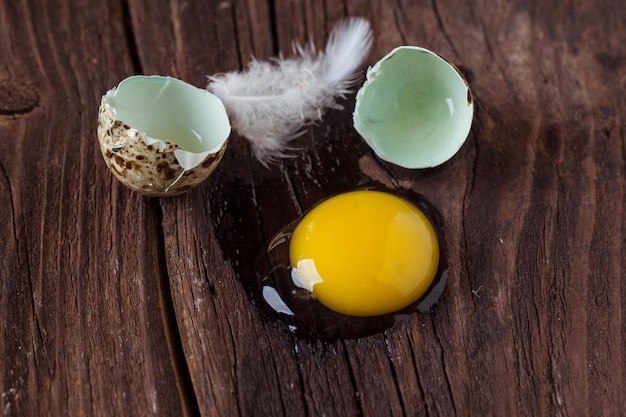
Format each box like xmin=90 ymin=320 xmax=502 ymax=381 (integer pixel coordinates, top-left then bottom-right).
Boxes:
xmin=1 ymin=0 xmax=625 ymax=416
xmin=0 ymin=1 xmax=185 ymax=415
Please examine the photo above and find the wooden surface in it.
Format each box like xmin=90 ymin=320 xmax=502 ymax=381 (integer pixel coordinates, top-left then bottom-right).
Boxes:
xmin=1 ymin=0 xmax=625 ymax=415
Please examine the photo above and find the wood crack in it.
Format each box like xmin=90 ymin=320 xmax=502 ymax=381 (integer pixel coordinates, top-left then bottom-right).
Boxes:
xmin=431 ymin=314 xmax=457 ymax=416
xmin=267 ymin=0 xmax=280 ymax=56
xmin=393 ymin=0 xmax=409 ymax=45
xmin=408 ymin=341 xmax=429 ymax=417
xmin=290 ymin=340 xmax=310 ymax=417
xmin=383 ymin=335 xmax=409 ymax=417
xmin=225 ymin=0 xmax=244 ymax=70
xmin=1 ymin=161 xmax=47 ymax=368
xmin=0 ymin=160 xmax=18 ymax=258
xmin=341 ymin=340 xmax=364 ymax=417
xmin=430 ymin=0 xmax=460 ymax=59
xmin=266 ymin=335 xmax=290 ymax=417
xmin=462 ymin=120 xmax=479 ymax=307
xmin=223 ymin=310 xmax=243 ymax=417
xmin=466 ymin=3 xmax=508 ymax=83
xmin=119 ymin=0 xmax=143 ymax=73
xmin=151 ymin=199 xmax=201 ymax=417
xmin=547 ymin=170 xmax=571 ymax=416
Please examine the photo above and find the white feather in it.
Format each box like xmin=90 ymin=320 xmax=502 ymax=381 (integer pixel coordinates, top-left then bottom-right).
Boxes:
xmin=207 ymin=17 xmax=373 ymax=165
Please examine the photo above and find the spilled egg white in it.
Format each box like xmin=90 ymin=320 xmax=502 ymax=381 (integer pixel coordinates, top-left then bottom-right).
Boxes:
xmin=253 ymin=187 xmax=449 ymax=339
xmin=97 ymin=75 xmax=231 ymax=196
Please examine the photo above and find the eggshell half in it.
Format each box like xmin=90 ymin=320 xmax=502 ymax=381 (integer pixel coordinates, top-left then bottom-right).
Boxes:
xmin=97 ymin=75 xmax=231 ymax=196
xmin=353 ymin=46 xmax=473 ymax=169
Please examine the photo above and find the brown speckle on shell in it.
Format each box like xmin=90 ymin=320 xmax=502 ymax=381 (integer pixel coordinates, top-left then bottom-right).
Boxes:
xmin=112 ymin=154 xmax=125 ymax=166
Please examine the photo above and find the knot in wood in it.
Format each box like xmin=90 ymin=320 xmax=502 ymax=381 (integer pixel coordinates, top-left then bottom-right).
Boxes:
xmin=0 ymin=79 xmax=39 ymax=115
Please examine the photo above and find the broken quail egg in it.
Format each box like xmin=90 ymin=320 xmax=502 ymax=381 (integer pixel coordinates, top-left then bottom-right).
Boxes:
xmin=353 ymin=46 xmax=473 ymax=169
xmin=97 ymin=75 xmax=231 ymax=196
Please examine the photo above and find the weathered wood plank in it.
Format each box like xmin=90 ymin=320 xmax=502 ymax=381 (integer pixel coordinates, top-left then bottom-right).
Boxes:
xmin=128 ymin=0 xmax=626 ymax=416
xmin=0 ymin=0 xmax=185 ymax=415
xmin=126 ymin=1 xmax=310 ymax=415
xmin=1 ymin=0 xmax=625 ymax=416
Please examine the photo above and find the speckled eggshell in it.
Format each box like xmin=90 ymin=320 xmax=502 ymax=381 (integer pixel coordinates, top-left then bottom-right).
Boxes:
xmin=97 ymin=99 xmax=228 ymax=197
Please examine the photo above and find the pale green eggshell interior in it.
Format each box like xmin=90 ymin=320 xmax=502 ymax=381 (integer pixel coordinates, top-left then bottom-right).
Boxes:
xmin=104 ymin=75 xmax=230 ymax=154
xmin=354 ymin=46 xmax=473 ymax=169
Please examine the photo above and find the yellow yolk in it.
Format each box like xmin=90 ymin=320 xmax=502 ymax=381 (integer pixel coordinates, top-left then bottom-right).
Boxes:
xmin=289 ymin=190 xmax=439 ymax=316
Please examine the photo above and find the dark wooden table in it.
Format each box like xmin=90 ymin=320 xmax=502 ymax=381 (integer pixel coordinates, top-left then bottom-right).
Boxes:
xmin=2 ymin=0 xmax=625 ymax=415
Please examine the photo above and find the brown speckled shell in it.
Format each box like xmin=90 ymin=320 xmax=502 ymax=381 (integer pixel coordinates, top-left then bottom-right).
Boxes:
xmin=97 ymin=98 xmax=228 ymax=197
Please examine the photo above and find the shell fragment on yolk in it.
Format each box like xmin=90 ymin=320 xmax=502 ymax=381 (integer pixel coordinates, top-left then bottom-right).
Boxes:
xmin=289 ymin=190 xmax=439 ymax=316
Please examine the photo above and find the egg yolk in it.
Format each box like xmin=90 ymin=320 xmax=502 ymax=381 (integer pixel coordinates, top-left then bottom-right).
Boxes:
xmin=289 ymin=190 xmax=439 ymax=316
